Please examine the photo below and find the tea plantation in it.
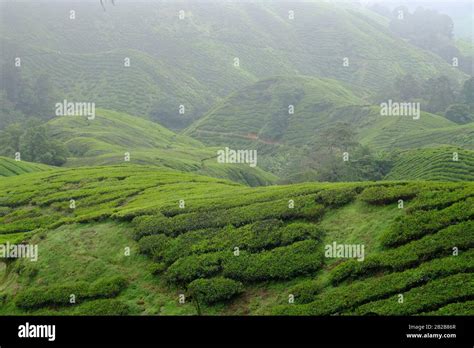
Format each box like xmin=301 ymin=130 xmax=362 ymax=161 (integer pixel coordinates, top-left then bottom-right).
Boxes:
xmin=0 ymin=165 xmax=472 ymax=315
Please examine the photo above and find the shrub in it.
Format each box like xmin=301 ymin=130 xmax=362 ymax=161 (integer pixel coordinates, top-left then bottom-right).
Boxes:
xmin=275 ymin=251 xmax=473 ymax=314
xmin=165 ymin=252 xmax=229 ymax=285
xmin=288 ymin=279 xmax=324 ymax=304
xmin=222 ymin=240 xmax=323 ymax=282
xmin=133 ymin=196 xmax=324 ymax=239
xmin=314 ymin=187 xmax=357 ymax=207
xmin=329 ymin=221 xmax=474 ymax=284
xmin=380 ymin=197 xmax=474 ymax=247
xmin=188 ymin=277 xmax=243 ymax=305
xmin=132 ymin=214 xmax=171 ymax=239
xmin=421 ymin=301 xmax=474 ymax=316
xmin=407 ymin=187 xmax=474 ymax=212
xmin=138 ymin=234 xmax=171 ymax=260
xmin=359 ymin=185 xmax=419 ymax=205
xmin=350 ymin=273 xmax=473 ymax=315
xmin=73 ymin=299 xmax=131 ymax=315
xmin=15 ymin=276 xmax=127 ymax=309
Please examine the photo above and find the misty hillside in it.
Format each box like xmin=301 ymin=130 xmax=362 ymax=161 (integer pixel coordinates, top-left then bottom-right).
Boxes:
xmin=1 ymin=0 xmax=467 ymax=128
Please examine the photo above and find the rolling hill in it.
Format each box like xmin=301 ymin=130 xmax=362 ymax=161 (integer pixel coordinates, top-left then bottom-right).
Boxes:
xmin=0 ymin=157 xmax=52 ymax=177
xmin=0 ymin=165 xmax=472 ymax=315
xmin=185 ymin=75 xmax=472 ymax=181
xmin=0 ymin=0 xmax=467 ymax=128
xmin=45 ymin=109 xmax=276 ymax=186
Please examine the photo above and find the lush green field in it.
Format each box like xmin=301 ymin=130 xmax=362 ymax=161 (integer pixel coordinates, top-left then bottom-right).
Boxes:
xmin=0 ymin=157 xmax=52 ymax=177
xmin=0 ymin=166 xmax=472 ymax=315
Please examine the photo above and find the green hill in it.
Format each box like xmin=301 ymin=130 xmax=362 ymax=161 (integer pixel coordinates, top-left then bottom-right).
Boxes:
xmin=385 ymin=147 xmax=474 ymax=181
xmin=1 ymin=1 xmax=466 ymax=128
xmin=46 ymin=109 xmax=276 ymax=186
xmin=185 ymin=75 xmax=471 ymax=181
xmin=0 ymin=166 xmax=472 ymax=315
xmin=0 ymin=157 xmax=52 ymax=177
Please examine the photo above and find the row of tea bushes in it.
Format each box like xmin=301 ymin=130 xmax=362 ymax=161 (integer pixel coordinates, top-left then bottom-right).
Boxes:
xmin=165 ymin=240 xmax=323 ymax=286
xmin=329 ymin=221 xmax=474 ymax=284
xmin=380 ymin=197 xmax=474 ymax=247
xmin=348 ymin=273 xmax=473 ymax=315
xmin=15 ymin=276 xmax=127 ymax=309
xmin=133 ymin=196 xmax=324 ymax=239
xmin=275 ymin=251 xmax=473 ymax=314
xmin=358 ymin=184 xmax=420 ymax=205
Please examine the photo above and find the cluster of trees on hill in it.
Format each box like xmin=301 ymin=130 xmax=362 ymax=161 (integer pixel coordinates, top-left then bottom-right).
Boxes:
xmin=0 ymin=64 xmax=69 ymax=165
xmin=371 ymin=4 xmax=473 ymax=75
xmin=0 ymin=63 xmax=57 ymax=129
xmin=376 ymin=75 xmax=474 ymax=124
xmin=280 ymin=123 xmax=392 ymax=183
xmin=0 ymin=121 xmax=68 ymax=166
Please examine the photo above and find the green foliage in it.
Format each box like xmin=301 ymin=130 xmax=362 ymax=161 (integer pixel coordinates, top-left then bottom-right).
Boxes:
xmin=0 ymin=157 xmax=51 ymax=177
xmin=445 ymin=104 xmax=474 ymax=124
xmin=133 ymin=196 xmax=324 ymax=239
xmin=275 ymin=251 xmax=474 ymax=314
xmin=359 ymin=185 xmax=419 ymax=205
xmin=222 ymin=240 xmax=323 ymax=282
xmin=350 ymin=273 xmax=473 ymax=315
xmin=138 ymin=234 xmax=171 ymax=259
xmin=188 ymin=277 xmax=243 ymax=305
xmin=421 ymin=301 xmax=474 ymax=316
xmin=0 ymin=122 xmax=68 ymax=166
xmin=314 ymin=187 xmax=358 ymax=207
xmin=14 ymin=276 xmax=127 ymax=309
xmin=386 ymin=147 xmax=474 ymax=181
xmin=72 ymin=299 xmax=131 ymax=315
xmin=329 ymin=221 xmax=474 ymax=284
xmin=165 ymin=252 xmax=228 ymax=285
xmin=380 ymin=197 xmax=474 ymax=247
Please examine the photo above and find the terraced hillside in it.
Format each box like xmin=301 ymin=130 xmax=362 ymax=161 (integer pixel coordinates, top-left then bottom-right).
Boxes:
xmin=0 ymin=157 xmax=52 ymax=177
xmin=186 ymin=75 xmax=472 ymax=180
xmin=1 ymin=1 xmax=466 ymax=127
xmin=0 ymin=166 xmax=472 ymax=315
xmin=386 ymin=147 xmax=474 ymax=181
xmin=46 ymin=109 xmax=276 ymax=186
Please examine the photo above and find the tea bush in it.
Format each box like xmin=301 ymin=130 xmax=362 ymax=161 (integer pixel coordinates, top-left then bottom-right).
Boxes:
xmin=15 ymin=276 xmax=127 ymax=309
xmin=275 ymin=251 xmax=473 ymax=314
xmin=359 ymin=185 xmax=419 ymax=205
xmin=222 ymin=240 xmax=323 ymax=282
xmin=188 ymin=277 xmax=243 ymax=304
xmin=380 ymin=197 xmax=474 ymax=247
xmin=330 ymin=221 xmax=474 ymax=284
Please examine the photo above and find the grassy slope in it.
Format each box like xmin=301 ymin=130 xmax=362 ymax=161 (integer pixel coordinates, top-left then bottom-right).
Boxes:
xmin=0 ymin=1 xmax=466 ymax=125
xmin=0 ymin=166 xmax=472 ymax=315
xmin=46 ymin=108 xmax=276 ymax=186
xmin=0 ymin=157 xmax=52 ymax=177
xmin=386 ymin=147 xmax=474 ymax=181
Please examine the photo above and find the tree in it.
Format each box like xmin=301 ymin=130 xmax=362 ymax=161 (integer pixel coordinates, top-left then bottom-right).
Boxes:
xmin=423 ymin=76 xmax=455 ymax=114
xmin=445 ymin=104 xmax=473 ymax=124
xmin=461 ymin=77 xmax=474 ymax=106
